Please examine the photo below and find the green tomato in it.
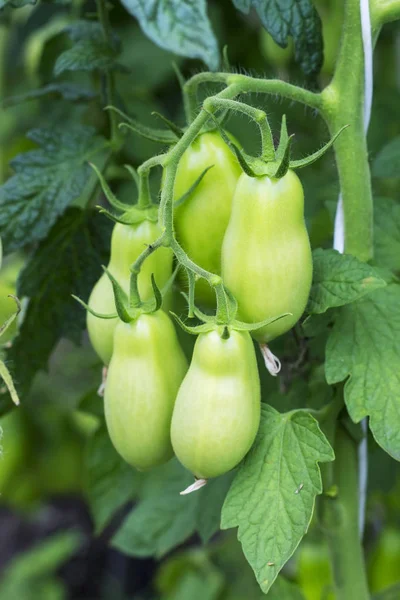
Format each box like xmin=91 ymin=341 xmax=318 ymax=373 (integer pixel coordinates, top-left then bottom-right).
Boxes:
xmin=173 ymin=131 xmax=242 ymax=306
xmin=105 ymin=311 xmax=188 ymax=471
xmin=171 ymin=329 xmax=260 ymax=479
xmin=369 ymin=527 xmax=400 ymax=593
xmin=87 ymin=220 xmax=173 ymax=365
xmin=221 ymin=170 xmax=312 ymax=342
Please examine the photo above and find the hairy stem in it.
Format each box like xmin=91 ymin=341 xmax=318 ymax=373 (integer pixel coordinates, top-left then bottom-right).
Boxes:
xmin=321 ymin=0 xmax=373 ymax=261
xmin=96 ymin=0 xmax=119 ymax=146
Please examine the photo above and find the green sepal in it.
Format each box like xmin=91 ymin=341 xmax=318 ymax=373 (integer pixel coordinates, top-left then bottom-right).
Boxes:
xmin=206 ymin=113 xmax=256 ymax=177
xmin=180 ymin=291 xmax=214 ymax=323
xmin=90 ymin=162 xmax=130 ymax=212
xmin=0 ymin=295 xmax=21 ymax=339
xmin=231 ymin=312 xmax=291 ymax=332
xmin=174 ymin=165 xmax=214 ymax=208
xmin=102 ymin=266 xmax=132 ymax=323
xmin=186 ymin=269 xmax=196 ymax=318
xmin=222 ymin=46 xmax=230 ymax=72
xmin=124 ymin=164 xmax=140 ymax=189
xmin=71 ymin=294 xmax=117 ymax=320
xmin=0 ymin=360 xmax=20 ymax=406
xmin=106 ymin=106 xmax=178 ymax=144
xmin=290 ymin=125 xmax=349 ymax=170
xmin=170 ymin=312 xmax=216 ymax=335
xmin=172 ymin=62 xmax=186 ymax=90
xmin=97 ymin=205 xmax=158 ymax=225
xmin=225 ymin=286 xmax=238 ymax=321
xmin=139 ymin=264 xmax=180 ymax=314
xmin=273 ymin=134 xmax=294 ymax=178
xmin=150 ymin=273 xmax=163 ymax=312
xmin=151 ymin=111 xmax=183 ymax=139
xmin=276 ymin=115 xmax=289 ymax=161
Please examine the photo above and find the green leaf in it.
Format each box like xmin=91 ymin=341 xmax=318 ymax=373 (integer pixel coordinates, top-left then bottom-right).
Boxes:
xmin=85 ymin=425 xmax=142 ymax=532
xmin=54 ymin=39 xmax=121 ymax=76
xmin=112 ymin=460 xmax=231 ymax=557
xmin=1 ymin=82 xmax=96 ymax=108
xmin=221 ymin=405 xmax=334 ymax=594
xmin=112 ymin=460 xmax=197 ymax=558
xmin=374 ymin=196 xmax=400 ymax=272
xmin=307 ymin=249 xmax=387 ymax=314
xmin=232 ymin=0 xmax=323 ymax=76
xmin=120 ymin=0 xmax=219 ymax=70
xmin=326 ymin=284 xmax=400 ymax=461
xmin=0 ymin=125 xmax=108 ymax=253
xmin=7 ymin=208 xmax=112 ymax=396
xmin=65 ymin=20 xmax=118 ymax=43
xmin=372 ymin=137 xmax=400 ymax=178
xmin=0 ymin=0 xmax=34 ymax=8
xmin=0 ymin=532 xmax=80 ymax=600
xmin=196 ymin=472 xmax=234 ymax=544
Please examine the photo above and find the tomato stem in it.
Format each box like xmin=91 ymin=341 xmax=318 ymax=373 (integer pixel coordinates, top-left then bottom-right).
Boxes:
xmin=96 ymin=0 xmax=119 ymax=147
xmin=318 ymin=423 xmax=370 ymax=600
xmin=204 ymin=97 xmax=275 ymax=162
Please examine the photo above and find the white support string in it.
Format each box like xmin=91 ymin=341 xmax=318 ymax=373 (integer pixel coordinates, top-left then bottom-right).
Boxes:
xmin=357 ymin=0 xmax=373 ymax=540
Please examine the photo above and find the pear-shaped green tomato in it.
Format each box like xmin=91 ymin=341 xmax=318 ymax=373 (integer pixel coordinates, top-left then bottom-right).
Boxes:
xmin=222 ymin=170 xmax=312 ymax=342
xmin=87 ymin=220 xmax=172 ymax=365
xmin=173 ymin=132 xmax=241 ymax=306
xmin=105 ymin=311 xmax=188 ymax=471
xmin=171 ymin=329 xmax=260 ymax=479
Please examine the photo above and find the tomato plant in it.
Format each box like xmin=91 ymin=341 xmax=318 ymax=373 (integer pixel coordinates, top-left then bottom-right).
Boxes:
xmin=1 ymin=0 xmax=400 ymax=598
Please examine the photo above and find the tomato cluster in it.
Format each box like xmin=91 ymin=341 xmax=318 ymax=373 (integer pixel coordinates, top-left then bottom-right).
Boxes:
xmin=86 ymin=130 xmax=312 ymax=482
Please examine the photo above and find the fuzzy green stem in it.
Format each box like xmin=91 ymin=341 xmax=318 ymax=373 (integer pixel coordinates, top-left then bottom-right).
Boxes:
xmin=129 ymin=234 xmax=166 ymax=308
xmin=183 ymin=72 xmax=230 ymax=122
xmin=321 ymin=0 xmax=373 ymax=261
xmin=226 ymin=74 xmax=323 ymax=111
xmin=319 ymin=424 xmax=370 ymax=600
xmin=204 ymin=97 xmax=275 ymax=161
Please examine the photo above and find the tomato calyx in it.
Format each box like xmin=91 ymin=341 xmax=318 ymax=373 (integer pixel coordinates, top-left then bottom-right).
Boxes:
xmin=105 ymin=105 xmax=180 ymax=145
xmin=171 ymin=290 xmax=291 ymax=340
xmin=209 ymin=112 xmax=349 ymax=181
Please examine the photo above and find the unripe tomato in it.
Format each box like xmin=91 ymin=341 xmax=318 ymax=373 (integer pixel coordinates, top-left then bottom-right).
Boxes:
xmin=171 ymin=329 xmax=260 ymax=479
xmin=87 ymin=220 xmax=172 ymax=365
xmin=221 ymin=170 xmax=312 ymax=342
xmin=105 ymin=311 xmax=188 ymax=471
xmin=173 ymin=132 xmax=241 ymax=306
